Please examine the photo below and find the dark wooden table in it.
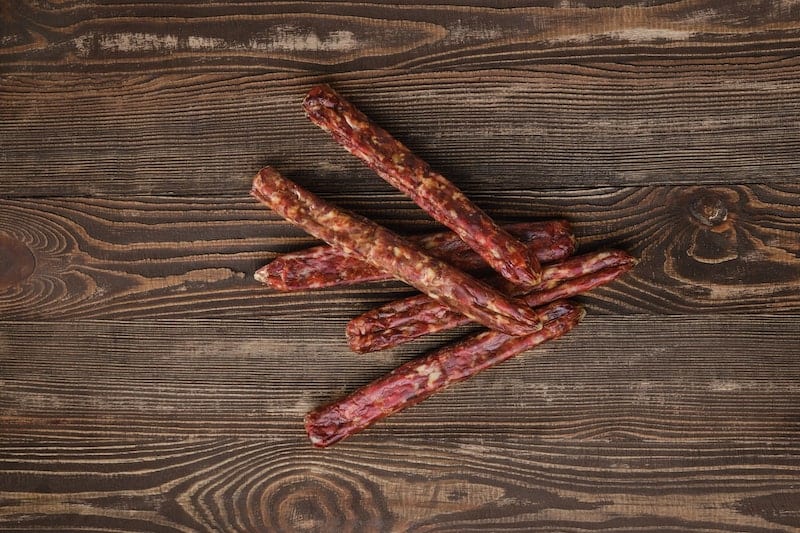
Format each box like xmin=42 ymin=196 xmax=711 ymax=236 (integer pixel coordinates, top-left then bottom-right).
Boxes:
xmin=2 ymin=2 xmax=799 ymax=531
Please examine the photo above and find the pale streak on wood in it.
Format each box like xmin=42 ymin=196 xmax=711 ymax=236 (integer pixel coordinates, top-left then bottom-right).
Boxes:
xmin=545 ymin=3 xmax=800 ymax=41
xmin=443 ymin=20 xmax=503 ymax=45
xmin=73 ymin=28 xmax=359 ymax=55
xmin=554 ymin=28 xmax=698 ymax=44
xmin=393 ymin=2 xmax=800 ymax=69
xmin=140 ymin=268 xmax=246 ymax=291
xmin=63 ymin=14 xmax=447 ymax=65
xmin=263 ymin=27 xmax=358 ymax=52
xmin=73 ymin=32 xmax=180 ymax=55
xmin=529 ymin=493 xmax=796 ymax=533
xmin=709 ymin=380 xmax=741 ymax=392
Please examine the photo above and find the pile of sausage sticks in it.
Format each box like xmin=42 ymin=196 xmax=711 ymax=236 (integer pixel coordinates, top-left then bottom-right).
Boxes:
xmin=251 ymin=85 xmax=636 ymax=447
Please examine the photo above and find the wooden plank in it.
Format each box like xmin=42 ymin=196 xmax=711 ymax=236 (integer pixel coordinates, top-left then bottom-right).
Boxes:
xmin=0 ymin=436 xmax=798 ymax=531
xmin=1 ymin=186 xmax=797 ymax=320
xmin=2 ymin=67 xmax=799 ymax=196
xmin=2 ymin=3 xmax=798 ymax=530
xmin=1 ymin=316 xmax=798 ymax=440
xmin=3 ymin=1 xmax=800 ymax=73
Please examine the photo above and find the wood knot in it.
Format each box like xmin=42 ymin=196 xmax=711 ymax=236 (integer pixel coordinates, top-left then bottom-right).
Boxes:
xmin=255 ymin=468 xmax=389 ymax=531
xmin=0 ymin=233 xmax=36 ymax=291
xmin=689 ymin=193 xmax=728 ymax=227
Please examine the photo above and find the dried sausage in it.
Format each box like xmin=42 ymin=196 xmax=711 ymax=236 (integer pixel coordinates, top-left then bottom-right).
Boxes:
xmin=251 ymin=167 xmax=543 ymax=335
xmin=303 ymin=84 xmax=543 ymax=286
xmin=347 ymin=250 xmax=635 ymax=353
xmin=256 ymin=220 xmax=575 ymax=291
xmin=305 ymin=300 xmax=584 ymax=448
xmin=347 ymin=250 xmax=634 ymax=353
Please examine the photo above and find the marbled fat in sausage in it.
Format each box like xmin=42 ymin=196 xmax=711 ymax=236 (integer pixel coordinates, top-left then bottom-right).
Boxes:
xmin=251 ymin=167 xmax=543 ymax=336
xmin=303 ymin=84 xmax=544 ymax=286
xmin=256 ymin=220 xmax=576 ymax=291
xmin=305 ymin=300 xmax=584 ymax=448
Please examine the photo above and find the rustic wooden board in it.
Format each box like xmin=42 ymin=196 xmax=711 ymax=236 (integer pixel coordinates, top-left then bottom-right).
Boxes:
xmin=3 ymin=0 xmax=800 ymax=196
xmin=2 ymin=0 xmax=799 ymax=530
xmin=3 ymin=1 xmax=800 ymax=73
xmin=2 ymin=70 xmax=800 ymax=196
xmin=2 ymin=437 xmax=799 ymax=532
xmin=0 ymin=186 xmax=798 ymax=320
xmin=1 ymin=317 xmax=798 ymax=530
xmin=2 ymin=316 xmax=798 ymax=440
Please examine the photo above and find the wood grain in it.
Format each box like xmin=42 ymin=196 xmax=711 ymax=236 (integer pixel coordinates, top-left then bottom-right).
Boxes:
xmin=3 ymin=1 xmax=800 ymax=530
xmin=1 ymin=314 xmax=799 ymax=529
xmin=1 ymin=185 xmax=797 ymax=320
xmin=3 ymin=1 xmax=800 ymax=73
xmin=1 ymin=437 xmax=798 ymax=532
xmin=2 ymin=67 xmax=800 ymax=196
xmin=1 ymin=316 xmax=797 ymax=441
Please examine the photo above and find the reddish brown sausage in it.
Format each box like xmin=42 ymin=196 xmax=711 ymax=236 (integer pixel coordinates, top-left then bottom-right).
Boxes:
xmin=347 ymin=250 xmax=635 ymax=353
xmin=305 ymin=300 xmax=584 ymax=448
xmin=251 ymin=167 xmax=543 ymax=336
xmin=256 ymin=220 xmax=576 ymax=291
xmin=303 ymin=84 xmax=543 ymax=286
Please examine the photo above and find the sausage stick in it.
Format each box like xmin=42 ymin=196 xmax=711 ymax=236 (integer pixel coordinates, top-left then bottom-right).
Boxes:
xmin=303 ymin=84 xmax=543 ymax=286
xmin=348 ymin=251 xmax=635 ymax=353
xmin=251 ymin=167 xmax=542 ymax=336
xmin=305 ymin=300 xmax=584 ymax=448
xmin=256 ymin=220 xmax=576 ymax=291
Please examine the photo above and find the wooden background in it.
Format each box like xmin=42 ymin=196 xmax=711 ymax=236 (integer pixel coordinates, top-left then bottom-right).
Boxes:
xmin=1 ymin=1 xmax=799 ymax=531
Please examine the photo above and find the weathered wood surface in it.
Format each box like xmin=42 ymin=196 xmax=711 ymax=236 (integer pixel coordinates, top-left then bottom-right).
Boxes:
xmin=3 ymin=1 xmax=800 ymax=73
xmin=2 ymin=70 xmax=800 ymax=196
xmin=0 ymin=186 xmax=797 ymax=320
xmin=2 ymin=316 xmax=799 ymax=440
xmin=1 ymin=1 xmax=799 ymax=531
xmin=2 ymin=1 xmax=800 ymax=195
xmin=2 ymin=438 xmax=799 ymax=532
xmin=1 ymin=317 xmax=799 ymax=530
